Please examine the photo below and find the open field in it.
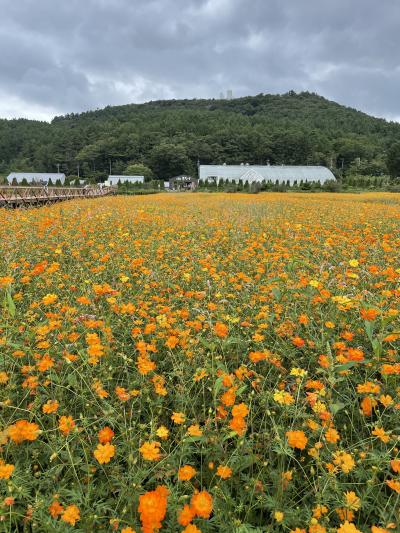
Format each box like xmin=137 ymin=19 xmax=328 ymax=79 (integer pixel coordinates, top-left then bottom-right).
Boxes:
xmin=0 ymin=192 xmax=399 ymax=532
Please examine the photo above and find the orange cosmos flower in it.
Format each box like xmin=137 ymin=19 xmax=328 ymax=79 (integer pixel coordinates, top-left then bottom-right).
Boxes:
xmin=346 ymin=348 xmax=364 ymax=362
xmin=187 ymin=424 xmax=203 ymax=437
xmin=313 ymin=504 xmax=328 ymax=519
xmin=8 ymin=420 xmax=40 ymax=444
xmin=383 ymin=333 xmax=399 ymax=342
xmin=344 ymin=491 xmax=360 ymax=511
xmin=325 ymin=427 xmax=340 ymax=444
xmin=171 ymin=412 xmax=186 ymax=424
xmin=232 ymin=403 xmax=249 ymax=418
xmin=357 ymin=382 xmax=380 ymax=394
xmin=333 ymin=451 xmax=355 ymax=473
xmin=93 ymin=380 xmax=109 ymax=398
xmin=386 ymin=479 xmax=400 ymax=493
xmin=156 ymin=426 xmax=169 ymax=440
xmin=98 ymin=426 xmax=114 ymax=444
xmin=390 ymin=459 xmax=400 ymax=473
xmin=337 ymin=521 xmax=362 ymax=533
xmin=178 ymin=465 xmax=197 ymax=481
xmin=58 ymin=415 xmax=75 ymax=436
xmin=87 ymin=343 xmax=104 ymax=357
xmin=318 ymin=354 xmax=330 ymax=368
xmin=372 ymin=426 xmax=390 ymax=443
xmin=379 ymin=395 xmax=393 ymax=408
xmin=286 ymin=430 xmax=308 ymax=450
xmin=48 ymin=500 xmax=64 ymax=518
xmin=292 ymin=336 xmax=305 ymax=348
xmin=42 ymin=294 xmax=58 ymax=305
xmin=152 ymin=374 xmax=167 ymax=396
xmin=42 ymin=400 xmax=59 ymax=414
xmin=309 ymin=525 xmax=327 ymax=533
xmin=0 ymin=276 xmax=14 ymax=287
xmin=139 ymin=441 xmax=161 ymax=461
xmin=115 ymin=386 xmax=131 ymax=401
xmin=216 ymin=465 xmax=232 ymax=479
xmin=249 ymin=351 xmax=268 ymax=363
xmin=360 ymin=396 xmax=377 ymax=416
xmin=36 ymin=354 xmax=55 ymax=372
xmin=61 ymin=504 xmax=80 ymax=526
xmin=183 ymin=525 xmax=202 ymax=533
xmin=336 ymin=508 xmax=354 ymax=522
xmin=193 ymin=369 xmax=208 ymax=382
xmin=221 ymin=387 xmax=236 ymax=406
xmin=360 ymin=308 xmax=379 ymax=321
xmin=94 ymin=442 xmax=115 ymax=464
xmin=190 ymin=490 xmax=213 ymax=519
xmin=214 ymin=322 xmax=228 ymax=338
xmin=136 ymin=354 xmax=156 ymax=375
xmin=229 ymin=416 xmax=247 ymax=435
xmin=165 ymin=335 xmax=179 ymax=349
xmin=138 ymin=485 xmax=168 ymax=533
xmin=0 ymin=460 xmax=14 ymax=479
xmin=298 ymin=314 xmax=309 ymax=325
xmin=178 ymin=504 xmax=195 ymax=526
xmin=381 ymin=363 xmax=400 ymax=375
xmin=76 ymin=296 xmax=91 ymax=305
xmin=221 ymin=373 xmax=235 ymax=387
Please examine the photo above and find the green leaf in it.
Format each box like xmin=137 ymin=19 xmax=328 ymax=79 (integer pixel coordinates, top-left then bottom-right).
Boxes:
xmin=199 ymin=337 xmax=215 ymax=351
xmin=213 ymin=376 xmax=224 ymax=398
xmin=335 ymin=361 xmax=357 ymax=372
xmin=365 ymin=320 xmax=374 ymax=343
xmin=184 ymin=435 xmax=205 ymax=443
xmin=331 ymin=402 xmax=345 ymax=414
xmin=326 ymin=341 xmax=332 ymax=357
xmin=6 ymin=291 xmax=16 ymax=317
xmin=272 ymin=287 xmax=281 ymax=301
xmin=372 ymin=338 xmax=382 ymax=358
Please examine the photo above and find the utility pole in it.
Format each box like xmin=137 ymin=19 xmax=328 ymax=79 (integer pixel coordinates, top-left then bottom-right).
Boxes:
xmin=109 ymin=159 xmax=112 ymax=175
xmin=56 ymin=163 xmax=60 ymax=173
xmin=77 ymin=163 xmax=80 ymax=178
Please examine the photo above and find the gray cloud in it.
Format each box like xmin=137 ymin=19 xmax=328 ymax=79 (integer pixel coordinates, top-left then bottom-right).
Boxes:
xmin=0 ymin=0 xmax=399 ymax=120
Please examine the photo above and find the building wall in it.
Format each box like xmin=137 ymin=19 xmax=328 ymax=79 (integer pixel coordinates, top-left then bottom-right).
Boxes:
xmin=7 ymin=173 xmax=66 ymax=184
xmin=108 ymin=176 xmax=144 ymax=185
xmin=198 ymin=165 xmax=335 ymax=184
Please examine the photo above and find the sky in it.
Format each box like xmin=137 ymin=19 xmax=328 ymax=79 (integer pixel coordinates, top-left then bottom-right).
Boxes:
xmin=1 ymin=0 xmax=399 ymax=122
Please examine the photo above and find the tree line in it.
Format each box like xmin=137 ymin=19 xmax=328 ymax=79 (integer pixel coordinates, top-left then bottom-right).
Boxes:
xmin=2 ymin=91 xmax=400 ymax=183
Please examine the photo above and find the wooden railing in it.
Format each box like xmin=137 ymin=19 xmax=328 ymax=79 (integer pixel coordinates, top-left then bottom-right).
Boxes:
xmin=0 ymin=186 xmax=115 ymax=208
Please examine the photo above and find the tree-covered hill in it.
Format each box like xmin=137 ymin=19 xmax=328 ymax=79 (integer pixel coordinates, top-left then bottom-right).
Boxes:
xmin=1 ymin=91 xmax=400 ymax=181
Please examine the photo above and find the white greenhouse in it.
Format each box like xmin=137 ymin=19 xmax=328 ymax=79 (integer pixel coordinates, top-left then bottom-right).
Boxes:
xmin=7 ymin=173 xmax=66 ymax=185
xmin=198 ymin=165 xmax=335 ymax=185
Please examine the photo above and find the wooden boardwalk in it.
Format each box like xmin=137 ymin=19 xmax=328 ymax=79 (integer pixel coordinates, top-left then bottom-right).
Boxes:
xmin=0 ymin=186 xmax=115 ymax=208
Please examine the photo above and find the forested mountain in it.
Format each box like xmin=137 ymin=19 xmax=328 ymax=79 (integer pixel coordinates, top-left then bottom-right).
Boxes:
xmin=1 ymin=91 xmax=399 ymax=181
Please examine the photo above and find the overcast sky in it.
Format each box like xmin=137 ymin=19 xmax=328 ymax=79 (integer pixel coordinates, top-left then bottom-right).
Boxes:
xmin=1 ymin=0 xmax=399 ymax=122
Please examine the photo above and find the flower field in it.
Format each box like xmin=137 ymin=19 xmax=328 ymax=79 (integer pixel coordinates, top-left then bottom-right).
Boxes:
xmin=0 ymin=192 xmax=399 ymax=532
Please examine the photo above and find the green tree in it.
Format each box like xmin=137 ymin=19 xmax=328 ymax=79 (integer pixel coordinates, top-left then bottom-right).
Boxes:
xmin=386 ymin=142 xmax=400 ymax=180
xmin=124 ymin=162 xmax=153 ymax=181
xmin=148 ymin=143 xmax=193 ymax=180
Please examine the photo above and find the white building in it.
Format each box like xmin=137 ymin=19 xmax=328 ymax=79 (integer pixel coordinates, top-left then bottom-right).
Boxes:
xmin=198 ymin=165 xmax=335 ymax=185
xmin=107 ymin=175 xmax=145 ymax=186
xmin=7 ymin=172 xmax=66 ymax=185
